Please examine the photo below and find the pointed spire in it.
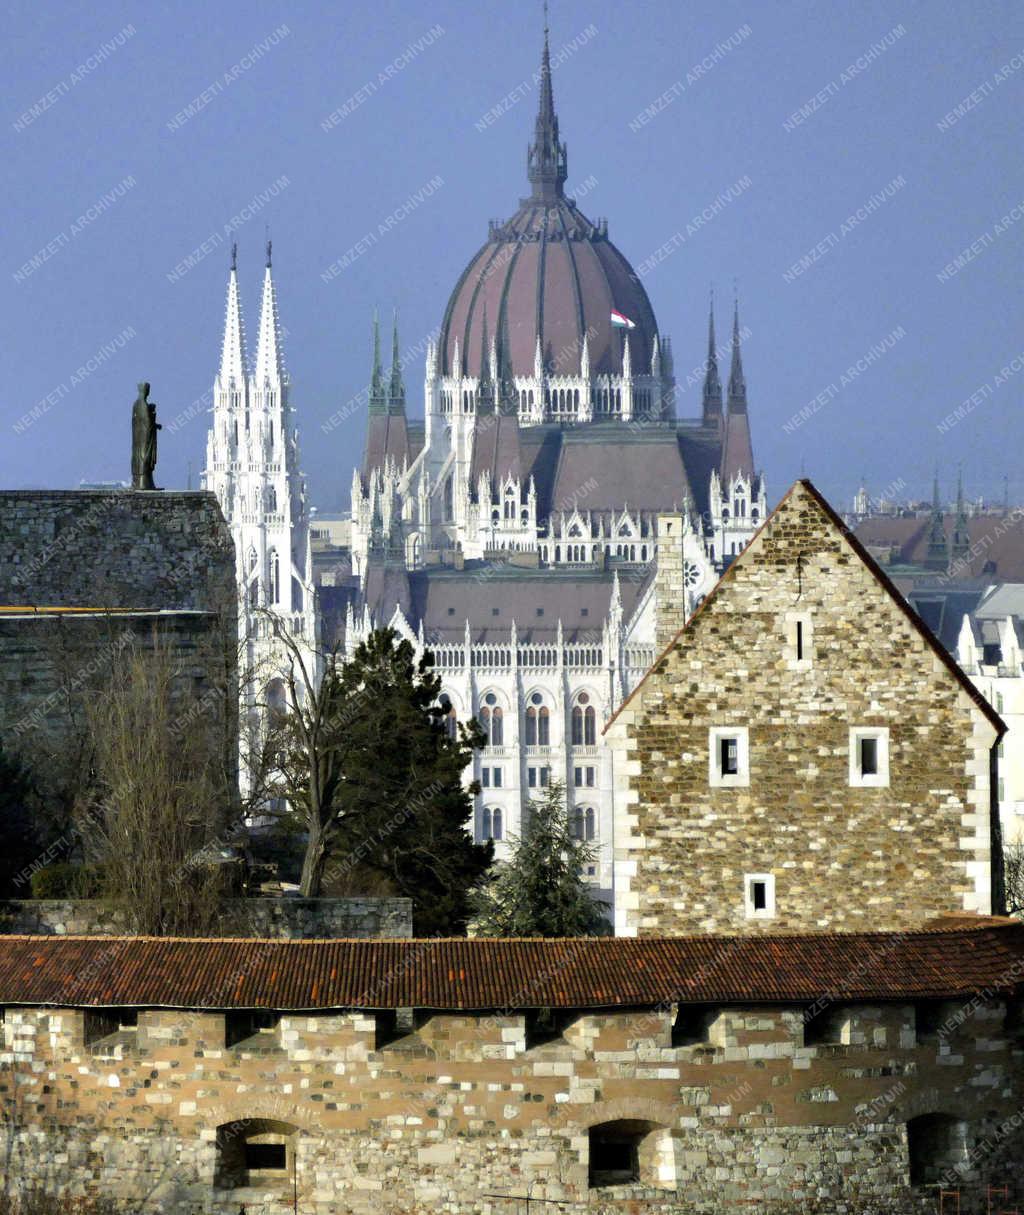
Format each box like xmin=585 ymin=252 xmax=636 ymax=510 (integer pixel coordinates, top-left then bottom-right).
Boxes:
xmin=388 ymin=310 xmax=405 ymax=414
xmin=527 ymin=3 xmax=568 ymax=201
xmin=254 ymin=243 xmax=285 ymax=385
xmin=581 ymin=329 xmax=591 ymax=378
xmin=369 ymin=310 xmax=386 ymax=415
xmin=926 ymin=468 xmax=949 ymax=570
xmin=218 ymin=246 xmax=247 ymax=387
xmin=727 ymin=295 xmax=746 ymax=413
xmin=952 ymin=465 xmax=971 ymax=563
xmin=702 ymin=291 xmax=723 ymax=424
xmin=477 ymin=306 xmax=495 ymax=414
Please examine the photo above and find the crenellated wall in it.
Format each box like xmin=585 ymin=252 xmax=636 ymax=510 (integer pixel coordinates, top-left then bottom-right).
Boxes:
xmin=2 ymin=997 xmax=1022 ymax=1213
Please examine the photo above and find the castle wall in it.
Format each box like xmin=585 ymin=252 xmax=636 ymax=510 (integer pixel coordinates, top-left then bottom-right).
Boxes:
xmin=2 ymin=998 xmax=1021 ymax=1213
xmin=0 ymin=897 xmax=412 ymax=940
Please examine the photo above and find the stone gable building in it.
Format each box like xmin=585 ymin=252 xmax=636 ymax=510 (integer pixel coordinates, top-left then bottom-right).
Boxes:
xmin=607 ymin=480 xmax=1005 ymax=938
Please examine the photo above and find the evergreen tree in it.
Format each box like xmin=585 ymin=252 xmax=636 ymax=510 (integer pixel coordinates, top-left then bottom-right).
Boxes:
xmin=471 ymin=782 xmax=610 ymax=937
xmin=274 ymin=626 xmax=492 ymax=934
xmin=0 ymin=741 xmax=46 ymax=899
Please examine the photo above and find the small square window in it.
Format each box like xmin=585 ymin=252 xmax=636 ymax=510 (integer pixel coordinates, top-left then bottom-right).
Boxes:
xmin=245 ymin=1142 xmax=286 ymax=1171
xmin=744 ymin=873 xmax=775 ymax=919
xmin=581 ymin=608 xmax=589 ymax=617
xmin=447 ymin=607 xmax=455 ymax=616
xmin=708 ymin=727 xmax=749 ymax=788
xmin=849 ymin=728 xmax=889 ymax=787
xmin=536 ymin=607 xmax=544 ymax=617
xmin=491 ymin=607 xmax=500 ymax=617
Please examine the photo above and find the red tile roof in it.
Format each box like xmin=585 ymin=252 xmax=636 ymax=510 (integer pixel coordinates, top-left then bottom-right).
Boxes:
xmin=0 ymin=923 xmax=1020 ymax=1011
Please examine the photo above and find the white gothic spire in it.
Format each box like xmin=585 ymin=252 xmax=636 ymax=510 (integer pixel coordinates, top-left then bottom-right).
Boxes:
xmin=218 ymin=243 xmax=247 ymax=388
xmin=254 ymin=240 xmax=285 ymax=386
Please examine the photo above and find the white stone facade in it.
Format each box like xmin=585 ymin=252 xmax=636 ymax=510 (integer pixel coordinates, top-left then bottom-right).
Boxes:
xmin=202 ymin=247 xmax=317 ymax=787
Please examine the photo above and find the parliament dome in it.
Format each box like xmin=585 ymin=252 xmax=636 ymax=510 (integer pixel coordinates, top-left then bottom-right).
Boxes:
xmin=438 ymin=26 xmax=659 ymax=380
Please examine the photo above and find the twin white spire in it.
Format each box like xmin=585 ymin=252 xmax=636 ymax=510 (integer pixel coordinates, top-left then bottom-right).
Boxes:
xmin=217 ymin=241 xmax=285 ymax=388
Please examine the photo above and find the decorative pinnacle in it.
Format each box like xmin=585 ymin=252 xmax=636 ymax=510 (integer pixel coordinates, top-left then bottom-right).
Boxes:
xmin=527 ymin=2 xmax=567 ymax=201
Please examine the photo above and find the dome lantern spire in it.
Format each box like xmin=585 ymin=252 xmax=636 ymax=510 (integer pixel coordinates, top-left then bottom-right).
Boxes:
xmin=528 ymin=3 xmax=568 ymax=202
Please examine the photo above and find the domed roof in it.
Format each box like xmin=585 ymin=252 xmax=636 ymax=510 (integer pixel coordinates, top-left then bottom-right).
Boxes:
xmin=439 ymin=25 xmax=659 ymax=380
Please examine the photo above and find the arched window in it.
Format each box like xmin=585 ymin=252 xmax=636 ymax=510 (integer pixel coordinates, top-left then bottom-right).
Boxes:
xmin=588 ymin=1120 xmax=674 ymax=1190
xmin=525 ymin=707 xmax=538 ymax=746
xmin=907 ymin=1114 xmax=968 ymax=1186
xmin=480 ymin=693 xmax=503 ymax=746
xmin=538 ymin=705 xmax=550 ymax=745
xmin=572 ymin=806 xmax=596 ymax=841
xmin=215 ymin=1119 xmax=296 ymax=1189
xmin=573 ymin=692 xmax=596 ymax=746
xmin=439 ymin=695 xmax=457 ymax=740
xmin=267 ymin=485 xmax=277 ymax=512
xmin=248 ymin=546 xmax=258 ymax=572
xmin=444 ymin=476 xmax=454 ymax=521
xmin=482 ymin=806 xmax=503 ymax=841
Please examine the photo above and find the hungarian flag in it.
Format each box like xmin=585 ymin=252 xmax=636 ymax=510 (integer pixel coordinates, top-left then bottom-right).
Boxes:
xmin=610 ymin=310 xmax=636 ymax=330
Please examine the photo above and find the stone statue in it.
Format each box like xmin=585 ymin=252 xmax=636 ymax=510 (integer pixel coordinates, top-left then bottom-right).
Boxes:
xmin=131 ymin=382 xmax=162 ymax=490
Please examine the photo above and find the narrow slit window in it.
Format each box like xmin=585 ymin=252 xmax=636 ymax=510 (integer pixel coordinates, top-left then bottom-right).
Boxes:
xmin=720 ymin=737 xmax=738 ymax=776
xmin=795 ymin=620 xmax=804 ymax=661
xmin=859 ymin=737 xmax=878 ymax=776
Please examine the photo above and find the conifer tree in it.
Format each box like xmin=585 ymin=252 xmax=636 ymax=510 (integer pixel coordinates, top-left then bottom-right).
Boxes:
xmin=470 ymin=782 xmax=610 ymax=937
xmin=272 ymin=625 xmax=492 ymax=934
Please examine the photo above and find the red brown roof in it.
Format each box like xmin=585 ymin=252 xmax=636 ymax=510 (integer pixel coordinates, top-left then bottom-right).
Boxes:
xmin=0 ymin=923 xmax=1020 ymax=1011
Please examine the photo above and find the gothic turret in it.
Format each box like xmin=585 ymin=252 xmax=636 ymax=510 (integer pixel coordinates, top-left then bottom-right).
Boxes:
xmin=925 ymin=472 xmax=950 ymax=571
xmin=721 ymin=299 xmax=754 ymax=483
xmin=951 ymin=468 xmax=971 ymax=565
xmin=253 ymin=240 xmax=284 ymax=387
xmin=218 ymin=243 xmax=247 ymax=392
xmin=527 ymin=10 xmax=567 ymax=202
xmin=364 ymin=310 xmax=410 ymax=477
xmin=702 ymin=295 xmax=723 ymax=427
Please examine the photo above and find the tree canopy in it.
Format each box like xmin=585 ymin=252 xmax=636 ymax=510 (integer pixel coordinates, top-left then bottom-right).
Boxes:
xmin=470 ymin=781 xmax=610 ymax=937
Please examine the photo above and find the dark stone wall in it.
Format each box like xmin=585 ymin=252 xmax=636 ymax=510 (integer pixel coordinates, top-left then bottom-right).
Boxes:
xmin=0 ymin=490 xmax=238 ymax=802
xmin=0 ymin=489 xmax=235 ymax=611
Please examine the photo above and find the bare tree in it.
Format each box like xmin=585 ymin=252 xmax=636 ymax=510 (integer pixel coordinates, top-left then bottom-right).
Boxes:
xmin=257 ymin=613 xmax=346 ymax=897
xmin=1005 ymin=841 xmax=1024 ymax=917
xmin=73 ymin=641 xmax=234 ymax=936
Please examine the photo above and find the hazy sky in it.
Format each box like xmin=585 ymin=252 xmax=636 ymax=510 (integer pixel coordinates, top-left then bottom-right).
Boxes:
xmin=4 ymin=0 xmax=1022 ymax=512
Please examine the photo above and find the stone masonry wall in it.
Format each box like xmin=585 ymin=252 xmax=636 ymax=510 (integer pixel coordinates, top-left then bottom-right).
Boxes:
xmin=1 ymin=998 xmax=1022 ymax=1213
xmin=608 ymin=482 xmax=1000 ymax=936
xmin=0 ymin=490 xmax=238 ymax=794
xmin=0 ymin=489 xmax=236 ymax=612
xmin=0 ymin=897 xmax=412 ymax=939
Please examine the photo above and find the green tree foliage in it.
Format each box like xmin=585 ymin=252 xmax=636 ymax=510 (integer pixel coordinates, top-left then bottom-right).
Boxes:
xmin=273 ymin=626 xmax=492 ymax=934
xmin=470 ymin=782 xmax=610 ymax=937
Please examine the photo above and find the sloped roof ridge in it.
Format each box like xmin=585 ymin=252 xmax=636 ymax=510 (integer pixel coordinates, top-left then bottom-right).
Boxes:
xmin=606 ymin=479 xmax=1005 ymax=736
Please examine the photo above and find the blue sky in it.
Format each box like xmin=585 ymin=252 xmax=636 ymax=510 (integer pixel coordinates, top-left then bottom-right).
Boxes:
xmin=3 ymin=0 xmax=1022 ymax=511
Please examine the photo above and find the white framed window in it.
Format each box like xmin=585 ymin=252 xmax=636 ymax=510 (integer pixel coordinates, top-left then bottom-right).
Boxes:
xmin=849 ymin=727 xmax=889 ymax=787
xmin=784 ymin=611 xmax=813 ymax=668
xmin=744 ymin=873 xmax=775 ymax=919
xmin=708 ymin=726 xmax=749 ymax=788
